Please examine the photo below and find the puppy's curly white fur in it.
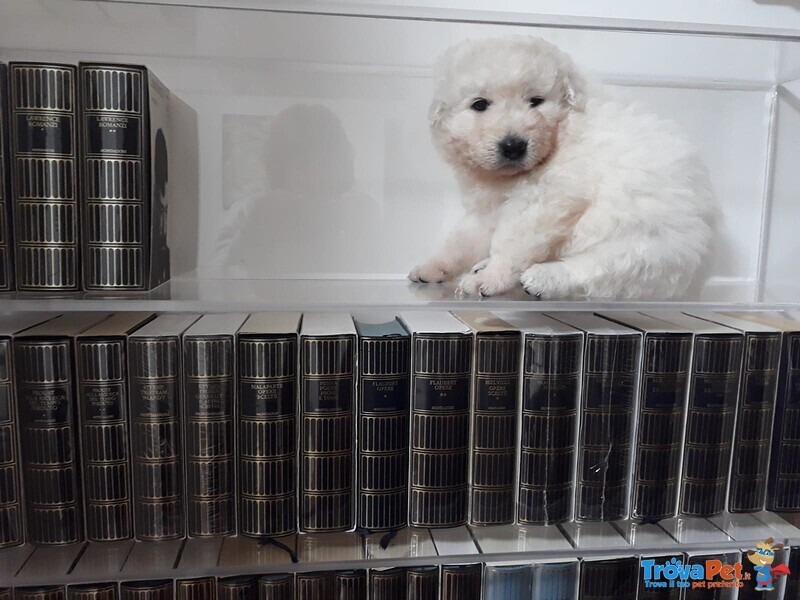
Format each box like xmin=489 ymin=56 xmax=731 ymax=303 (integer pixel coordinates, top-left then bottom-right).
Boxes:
xmin=409 ymin=36 xmax=716 ymax=299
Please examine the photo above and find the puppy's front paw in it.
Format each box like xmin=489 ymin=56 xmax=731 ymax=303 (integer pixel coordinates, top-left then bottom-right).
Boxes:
xmin=520 ymin=263 xmax=579 ymax=298
xmin=409 ymin=261 xmax=453 ymax=284
xmin=457 ymin=266 xmax=518 ymax=297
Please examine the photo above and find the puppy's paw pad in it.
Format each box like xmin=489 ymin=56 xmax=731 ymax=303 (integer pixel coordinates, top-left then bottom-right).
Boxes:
xmin=457 ymin=270 xmax=516 ymax=297
xmin=470 ymin=258 xmax=490 ymax=273
xmin=520 ymin=264 xmax=571 ymax=298
xmin=409 ymin=262 xmax=451 ymax=284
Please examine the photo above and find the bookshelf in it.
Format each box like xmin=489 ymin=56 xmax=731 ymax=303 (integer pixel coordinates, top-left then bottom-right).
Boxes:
xmin=3 ymin=0 xmax=800 ymax=598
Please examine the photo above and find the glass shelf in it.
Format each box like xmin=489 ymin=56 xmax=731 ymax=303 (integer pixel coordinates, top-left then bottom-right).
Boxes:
xmin=2 ymin=513 xmax=799 ymax=588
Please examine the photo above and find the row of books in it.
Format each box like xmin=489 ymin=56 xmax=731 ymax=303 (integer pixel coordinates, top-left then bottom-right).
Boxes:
xmin=3 ymin=548 xmax=799 ymax=600
xmin=0 ymin=309 xmax=798 ymax=547
xmin=0 ymin=61 xmax=172 ymax=292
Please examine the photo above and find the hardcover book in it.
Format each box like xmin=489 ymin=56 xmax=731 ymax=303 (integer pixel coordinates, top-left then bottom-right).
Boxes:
xmin=400 ymin=311 xmax=473 ymax=528
xmin=548 ymin=313 xmax=642 ymax=522
xmin=9 ymin=62 xmax=80 ymax=291
xmin=637 ymin=555 xmax=682 ymax=600
xmin=499 ymin=312 xmax=583 ymax=525
xmin=683 ymin=552 xmax=739 ymax=600
xmin=78 ymin=63 xmax=172 ymax=291
xmin=176 ymin=578 xmax=215 ymax=600
xmin=532 ymin=561 xmax=579 ymax=600
xmin=259 ymin=574 xmax=295 ymax=600
xmin=579 ymin=557 xmax=639 ymax=600
xmin=67 ymin=584 xmax=117 ymax=600
xmin=406 ymin=567 xmax=439 ymax=600
xmin=598 ymin=312 xmax=693 ymax=521
xmin=483 ymin=565 xmax=533 ymax=599
xmin=0 ymin=312 xmax=57 ymax=547
xmin=0 ymin=590 xmax=8 ymax=600
xmin=335 ymin=571 xmax=367 ymax=600
xmin=690 ymin=312 xmax=781 ymax=513
xmin=0 ymin=63 xmax=14 ymax=290
xmin=120 ymin=580 xmax=174 ymax=600
xmin=369 ymin=568 xmax=406 ymax=600
xmin=76 ymin=312 xmax=155 ymax=542
xmin=299 ymin=313 xmax=357 ymax=533
xmin=441 ymin=564 xmax=482 ymax=600
xmin=128 ymin=313 xmax=199 ymax=540
xmin=14 ymin=312 xmax=111 ymax=544
xmin=353 ymin=316 xmax=410 ymax=532
xmin=183 ymin=313 xmax=248 ymax=537
xmin=453 ymin=312 xmax=521 ymax=527
xmin=728 ymin=312 xmax=800 ymax=511
xmin=646 ymin=312 xmax=744 ymax=517
xmin=296 ymin=573 xmax=333 ymax=600
xmin=237 ymin=312 xmax=301 ymax=538
xmin=15 ymin=589 xmax=66 ymax=600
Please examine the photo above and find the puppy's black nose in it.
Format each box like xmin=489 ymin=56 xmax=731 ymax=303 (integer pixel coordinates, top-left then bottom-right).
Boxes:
xmin=498 ymin=136 xmax=528 ymax=160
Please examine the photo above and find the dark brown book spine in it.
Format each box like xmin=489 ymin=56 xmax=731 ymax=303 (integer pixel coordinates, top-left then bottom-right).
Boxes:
xmin=335 ymin=571 xmax=366 ymax=600
xmin=638 ymin=556 xmax=682 ymax=600
xmin=120 ymin=581 xmax=174 ymax=600
xmin=631 ymin=333 xmax=692 ymax=520
xmin=406 ymin=567 xmax=438 ymax=600
xmin=580 ymin=558 xmax=639 ymax=600
xmin=68 ymin=584 xmax=118 ymax=600
xmin=300 ymin=334 xmax=356 ymax=532
xmin=9 ymin=62 xmax=79 ymax=291
xmin=0 ymin=336 xmax=23 ymax=547
xmin=576 ymin=334 xmax=640 ymax=521
xmin=258 ymin=575 xmax=294 ymax=600
xmin=369 ymin=568 xmax=406 ymax=600
xmin=15 ymin=337 xmax=82 ymax=544
xmin=767 ymin=333 xmax=800 ymax=511
xmin=238 ymin=334 xmax=297 ymax=537
xmin=409 ymin=334 xmax=473 ymax=528
xmin=441 ymin=565 xmax=481 ymax=600
xmin=16 ymin=588 xmax=67 ymax=600
xmin=218 ymin=577 xmax=257 ymax=600
xmin=519 ymin=333 xmax=582 ymax=525
xmin=296 ymin=573 xmax=333 ymax=600
xmin=129 ymin=335 xmax=185 ymax=540
xmin=184 ymin=334 xmax=236 ymax=536
xmin=357 ymin=334 xmax=410 ymax=531
xmin=0 ymin=64 xmax=14 ymax=290
xmin=680 ymin=335 xmax=743 ymax=517
xmin=470 ymin=331 xmax=520 ymax=526
xmin=728 ymin=332 xmax=781 ymax=512
xmin=77 ymin=337 xmax=133 ymax=541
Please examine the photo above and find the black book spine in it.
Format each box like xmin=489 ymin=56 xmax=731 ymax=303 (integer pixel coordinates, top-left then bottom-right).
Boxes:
xmin=0 ymin=589 xmax=10 ymax=600
xmin=300 ymin=334 xmax=355 ymax=532
xmin=16 ymin=588 xmax=66 ymax=600
xmin=357 ymin=335 xmax=410 ymax=531
xmin=238 ymin=334 xmax=297 ymax=537
xmin=409 ymin=333 xmax=473 ymax=528
xmin=631 ymin=333 xmax=692 ymax=521
xmin=470 ymin=331 xmax=520 ymax=526
xmin=580 ymin=558 xmax=639 ymax=600
xmin=767 ymin=333 xmax=800 ymax=511
xmin=14 ymin=337 xmax=82 ymax=544
xmin=638 ymin=556 xmax=682 ymax=600
xmin=120 ymin=581 xmax=174 ymax=600
xmin=77 ymin=336 xmax=133 ymax=541
xmin=679 ymin=334 xmax=743 ymax=516
xmin=441 ymin=565 xmax=482 ymax=600
xmin=576 ymin=334 xmax=640 ymax=521
xmin=184 ymin=334 xmax=236 ymax=536
xmin=129 ymin=335 xmax=185 ymax=540
xmin=9 ymin=63 xmax=79 ymax=291
xmin=68 ymin=584 xmax=118 ymax=600
xmin=518 ymin=333 xmax=582 ymax=525
xmin=335 ymin=571 xmax=366 ymax=600
xmin=369 ymin=568 xmax=406 ymax=600
xmin=406 ymin=567 xmax=439 ymax=600
xmin=0 ymin=64 xmax=14 ymax=290
xmin=532 ymin=562 xmax=578 ymax=600
xmin=683 ymin=555 xmax=737 ymax=600
xmin=0 ymin=336 xmax=23 ymax=547
xmin=784 ymin=545 xmax=800 ymax=599
xmin=79 ymin=64 xmax=149 ymax=290
xmin=218 ymin=577 xmax=257 ymax=600
xmin=176 ymin=578 xmax=215 ymax=600
xmin=259 ymin=575 xmax=295 ymax=600
xmin=728 ymin=332 xmax=780 ymax=512
xmin=296 ymin=573 xmax=333 ymax=600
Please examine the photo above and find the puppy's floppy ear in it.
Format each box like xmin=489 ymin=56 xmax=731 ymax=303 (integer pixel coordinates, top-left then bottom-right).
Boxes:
xmin=428 ymin=99 xmax=447 ymax=129
xmin=559 ymin=57 xmax=587 ymax=112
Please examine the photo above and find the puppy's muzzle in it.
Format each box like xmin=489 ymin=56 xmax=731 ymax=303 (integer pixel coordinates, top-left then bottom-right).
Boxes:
xmin=498 ymin=136 xmax=528 ymax=161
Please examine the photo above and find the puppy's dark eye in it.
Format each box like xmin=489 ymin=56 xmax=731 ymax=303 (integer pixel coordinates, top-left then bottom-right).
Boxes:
xmin=529 ymin=96 xmax=545 ymax=108
xmin=471 ymin=98 xmax=490 ymax=112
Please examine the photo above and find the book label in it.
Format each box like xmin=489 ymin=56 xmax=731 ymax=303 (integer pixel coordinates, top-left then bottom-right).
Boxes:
xmin=15 ymin=113 xmax=73 ymax=154
xmin=304 ymin=378 xmax=352 ymax=412
xmin=86 ymin=114 xmax=141 ymax=156
xmin=241 ymin=379 xmax=295 ymax=416
xmin=414 ymin=377 xmax=469 ymax=411
xmin=82 ymin=383 xmax=125 ymax=421
xmin=361 ymin=377 xmax=408 ymax=413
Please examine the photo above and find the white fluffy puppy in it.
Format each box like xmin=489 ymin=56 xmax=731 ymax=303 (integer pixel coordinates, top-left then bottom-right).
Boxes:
xmin=409 ymin=36 xmax=716 ymax=299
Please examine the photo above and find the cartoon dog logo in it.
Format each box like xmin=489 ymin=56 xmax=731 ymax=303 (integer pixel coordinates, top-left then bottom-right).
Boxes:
xmin=747 ymin=538 xmax=791 ymax=591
